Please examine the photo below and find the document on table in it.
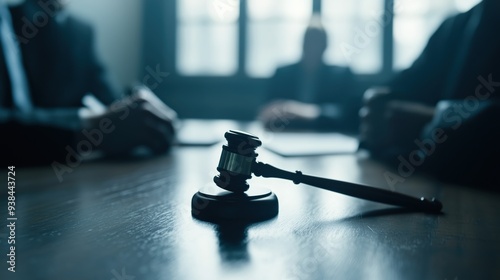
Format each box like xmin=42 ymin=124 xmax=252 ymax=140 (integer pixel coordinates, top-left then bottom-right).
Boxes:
xmin=263 ymin=132 xmax=359 ymax=157
xmin=175 ymin=119 xmax=238 ymax=146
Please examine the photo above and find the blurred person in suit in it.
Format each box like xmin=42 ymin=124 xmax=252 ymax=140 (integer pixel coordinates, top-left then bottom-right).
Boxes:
xmin=359 ymin=0 xmax=500 ymax=187
xmin=258 ymin=17 xmax=362 ymax=132
xmin=0 ymin=0 xmax=176 ymax=167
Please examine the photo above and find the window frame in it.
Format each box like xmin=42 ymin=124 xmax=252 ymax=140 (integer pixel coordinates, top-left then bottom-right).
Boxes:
xmin=144 ymin=0 xmax=395 ymax=81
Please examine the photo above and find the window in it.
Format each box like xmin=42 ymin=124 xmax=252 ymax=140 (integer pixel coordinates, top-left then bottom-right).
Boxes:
xmin=393 ymin=0 xmax=481 ymax=70
xmin=246 ymin=0 xmax=313 ymax=77
xmin=177 ymin=0 xmax=239 ymax=75
xmin=321 ymin=0 xmax=384 ymax=73
xmin=176 ymin=0 xmax=482 ymax=78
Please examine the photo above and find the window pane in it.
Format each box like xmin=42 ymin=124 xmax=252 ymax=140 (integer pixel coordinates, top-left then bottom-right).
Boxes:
xmin=393 ymin=0 xmax=481 ymax=70
xmin=177 ymin=0 xmax=239 ymax=76
xmin=177 ymin=23 xmax=238 ymax=75
xmin=248 ymin=0 xmax=311 ymax=20
xmin=455 ymin=0 xmax=481 ymax=12
xmin=322 ymin=0 xmax=384 ymax=73
xmin=246 ymin=0 xmax=312 ymax=77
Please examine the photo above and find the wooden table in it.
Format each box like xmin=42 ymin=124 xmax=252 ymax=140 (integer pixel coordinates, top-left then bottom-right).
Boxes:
xmin=1 ymin=124 xmax=500 ymax=280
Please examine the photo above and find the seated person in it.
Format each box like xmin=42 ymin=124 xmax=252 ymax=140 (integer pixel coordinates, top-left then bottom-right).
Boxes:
xmin=359 ymin=0 xmax=500 ymax=188
xmin=258 ymin=18 xmax=362 ymax=132
xmin=0 ymin=0 xmax=176 ymax=167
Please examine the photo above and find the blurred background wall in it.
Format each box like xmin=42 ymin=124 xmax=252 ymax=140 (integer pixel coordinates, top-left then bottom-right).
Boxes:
xmin=66 ymin=0 xmax=143 ymax=90
xmin=7 ymin=0 xmax=483 ymax=120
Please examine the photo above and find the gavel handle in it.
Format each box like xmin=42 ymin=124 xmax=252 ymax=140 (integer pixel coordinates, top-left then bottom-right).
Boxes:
xmin=252 ymin=162 xmax=442 ymax=213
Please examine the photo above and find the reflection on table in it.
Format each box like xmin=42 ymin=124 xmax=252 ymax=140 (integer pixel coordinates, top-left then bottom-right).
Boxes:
xmin=1 ymin=121 xmax=499 ymax=280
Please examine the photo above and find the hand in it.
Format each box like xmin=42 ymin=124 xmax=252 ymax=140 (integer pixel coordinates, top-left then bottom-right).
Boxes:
xmin=258 ymin=99 xmax=320 ymax=131
xmin=82 ymin=85 xmax=177 ymax=156
xmin=359 ymin=87 xmax=435 ymax=152
xmin=359 ymin=87 xmax=393 ymax=151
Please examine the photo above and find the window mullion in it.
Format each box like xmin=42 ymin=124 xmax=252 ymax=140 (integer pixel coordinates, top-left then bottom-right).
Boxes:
xmin=383 ymin=0 xmax=395 ymax=75
xmin=313 ymin=0 xmax=321 ymax=13
xmin=238 ymin=0 xmax=248 ymax=76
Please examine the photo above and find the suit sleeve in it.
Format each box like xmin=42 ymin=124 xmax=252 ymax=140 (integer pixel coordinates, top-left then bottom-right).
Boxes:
xmin=419 ymin=100 xmax=500 ymax=188
xmin=390 ymin=16 xmax=458 ymax=104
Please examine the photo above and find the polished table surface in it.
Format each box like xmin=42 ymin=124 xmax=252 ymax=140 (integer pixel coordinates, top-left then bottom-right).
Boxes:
xmin=1 ymin=122 xmax=500 ymax=280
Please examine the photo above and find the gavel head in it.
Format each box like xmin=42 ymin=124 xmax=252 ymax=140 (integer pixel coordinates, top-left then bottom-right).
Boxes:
xmin=214 ymin=130 xmax=262 ymax=193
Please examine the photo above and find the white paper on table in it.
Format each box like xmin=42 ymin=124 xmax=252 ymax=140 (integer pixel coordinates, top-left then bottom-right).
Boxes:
xmin=263 ymin=132 xmax=359 ymax=157
xmin=175 ymin=119 xmax=238 ymax=146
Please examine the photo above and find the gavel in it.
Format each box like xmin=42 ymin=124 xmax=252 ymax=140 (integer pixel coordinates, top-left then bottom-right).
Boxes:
xmin=192 ymin=130 xmax=442 ymax=222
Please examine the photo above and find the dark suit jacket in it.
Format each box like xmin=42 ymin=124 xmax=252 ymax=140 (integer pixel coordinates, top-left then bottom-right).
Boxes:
xmin=384 ymin=3 xmax=500 ymax=187
xmin=9 ymin=3 xmax=120 ymax=107
xmin=1 ymin=3 xmax=120 ymax=166
xmin=267 ymin=63 xmax=361 ymax=131
xmin=390 ymin=3 xmax=500 ymax=104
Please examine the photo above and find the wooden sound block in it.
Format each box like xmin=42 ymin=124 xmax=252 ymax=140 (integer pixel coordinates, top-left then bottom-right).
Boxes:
xmin=191 ymin=185 xmax=279 ymax=223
